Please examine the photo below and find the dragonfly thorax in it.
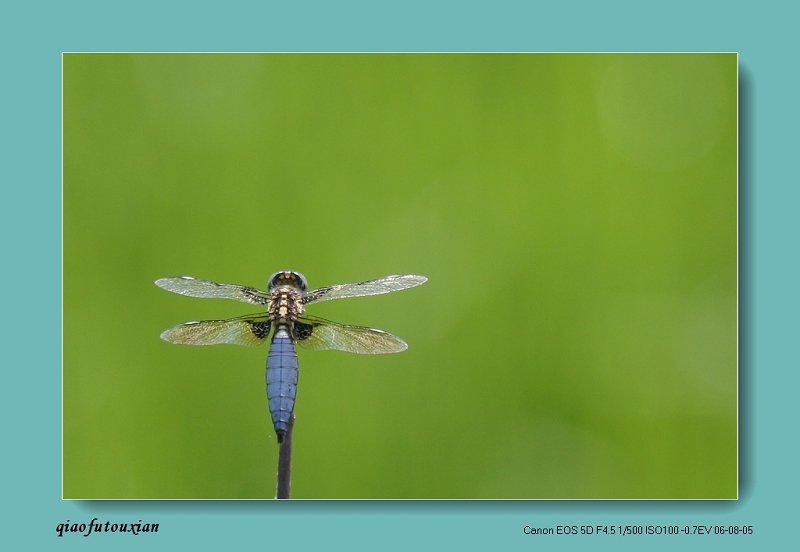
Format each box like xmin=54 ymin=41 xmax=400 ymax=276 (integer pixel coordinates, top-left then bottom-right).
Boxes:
xmin=269 ymin=286 xmax=305 ymax=323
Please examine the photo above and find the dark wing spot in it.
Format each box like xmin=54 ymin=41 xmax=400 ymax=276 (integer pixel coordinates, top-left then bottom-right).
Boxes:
xmin=243 ymin=287 xmax=270 ymax=305
xmin=251 ymin=321 xmax=271 ymax=339
xmin=301 ymin=287 xmax=331 ymax=304
xmin=293 ymin=321 xmax=316 ymax=341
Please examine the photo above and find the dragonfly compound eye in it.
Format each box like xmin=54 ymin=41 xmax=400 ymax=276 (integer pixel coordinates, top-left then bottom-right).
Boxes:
xmin=268 ymin=271 xmax=307 ymax=291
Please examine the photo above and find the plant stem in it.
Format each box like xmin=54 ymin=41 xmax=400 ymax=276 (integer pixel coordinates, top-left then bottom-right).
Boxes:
xmin=276 ymin=413 xmax=294 ymax=499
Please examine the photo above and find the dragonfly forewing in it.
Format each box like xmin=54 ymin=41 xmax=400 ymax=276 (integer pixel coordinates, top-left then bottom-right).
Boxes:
xmin=156 ymin=276 xmax=271 ymax=306
xmin=302 ymin=274 xmax=427 ymax=305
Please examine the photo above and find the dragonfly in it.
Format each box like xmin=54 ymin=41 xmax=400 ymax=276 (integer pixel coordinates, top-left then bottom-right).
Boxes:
xmin=156 ymin=271 xmax=427 ymax=442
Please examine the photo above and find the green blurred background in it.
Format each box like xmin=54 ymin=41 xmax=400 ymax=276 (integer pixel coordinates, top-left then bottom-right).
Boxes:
xmin=63 ymin=53 xmax=737 ymax=499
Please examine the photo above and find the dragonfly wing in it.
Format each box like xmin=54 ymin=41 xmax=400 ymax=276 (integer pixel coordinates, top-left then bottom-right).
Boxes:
xmin=160 ymin=316 xmax=271 ymax=346
xmin=301 ymin=274 xmax=427 ymax=305
xmin=155 ymin=276 xmax=271 ymax=306
xmin=293 ymin=315 xmax=408 ymax=354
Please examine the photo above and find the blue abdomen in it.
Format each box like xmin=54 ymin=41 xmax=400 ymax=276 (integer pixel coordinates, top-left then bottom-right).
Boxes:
xmin=266 ymin=326 xmax=298 ymax=443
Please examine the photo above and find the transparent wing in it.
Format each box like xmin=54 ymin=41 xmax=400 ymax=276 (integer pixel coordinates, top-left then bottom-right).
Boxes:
xmin=160 ymin=314 xmax=271 ymax=346
xmin=294 ymin=315 xmax=408 ymax=354
xmin=155 ymin=276 xmax=271 ymax=306
xmin=302 ymin=274 xmax=427 ymax=305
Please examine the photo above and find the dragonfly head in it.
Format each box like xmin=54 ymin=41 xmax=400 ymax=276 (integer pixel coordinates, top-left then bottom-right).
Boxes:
xmin=268 ymin=270 xmax=308 ymax=292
